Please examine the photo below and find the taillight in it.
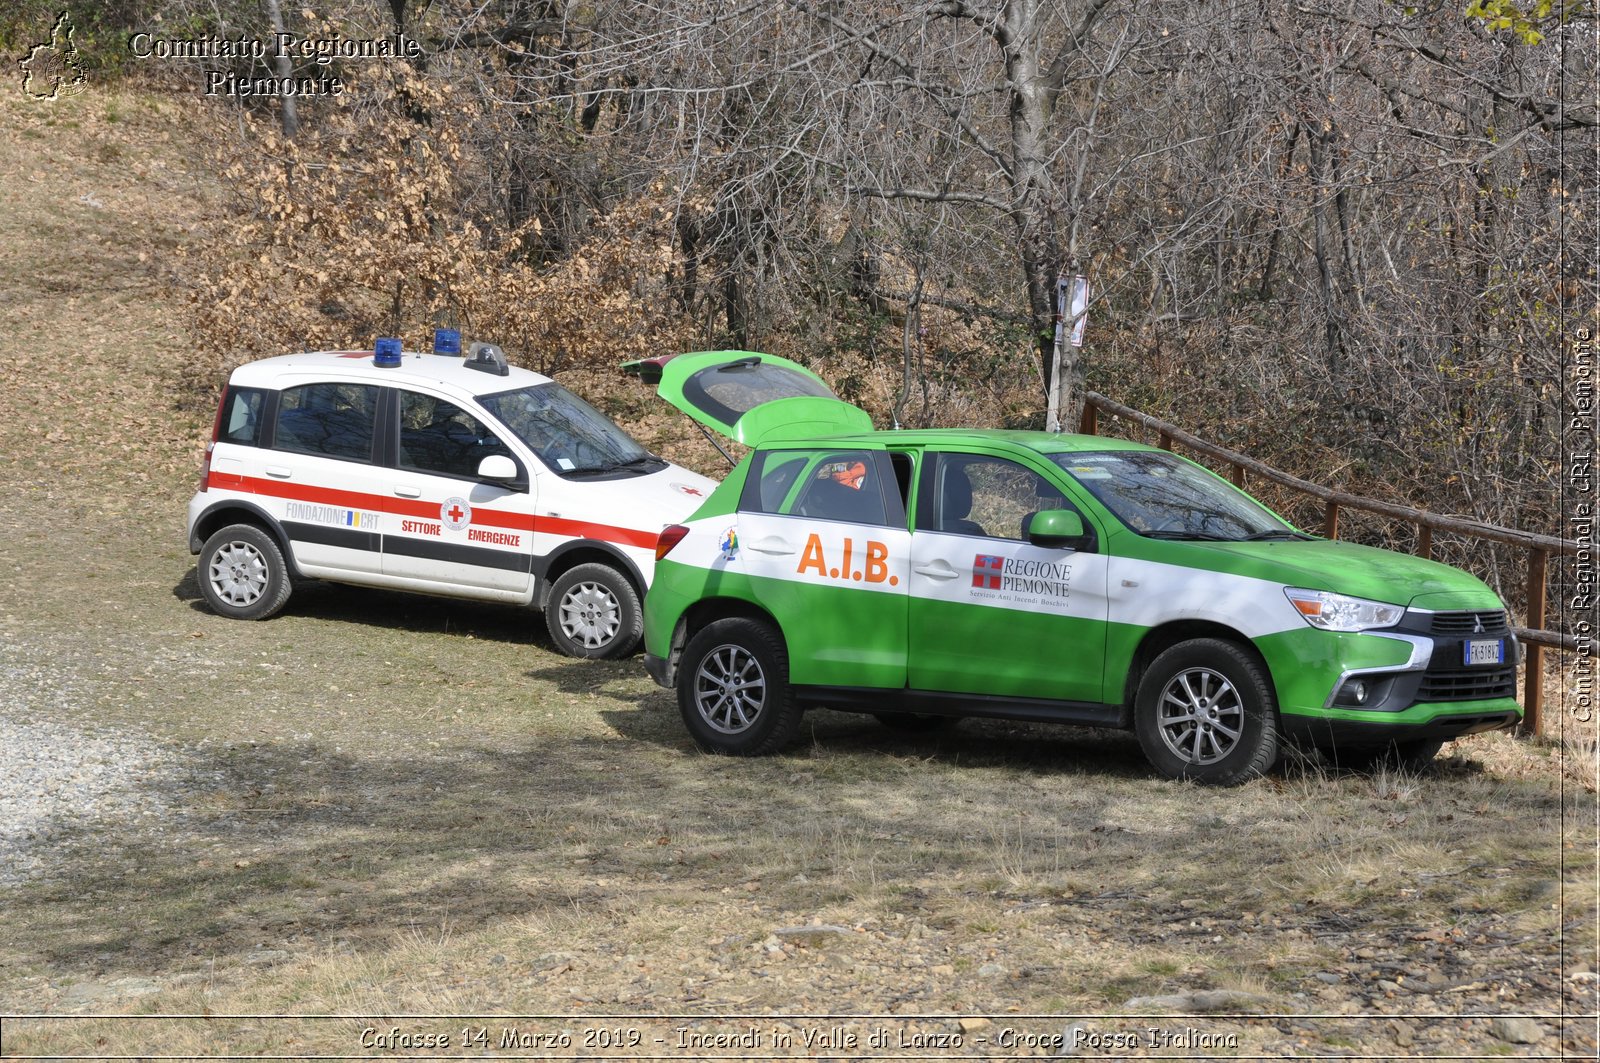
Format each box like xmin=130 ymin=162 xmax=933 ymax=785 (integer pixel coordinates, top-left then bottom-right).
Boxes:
xmin=656 ymin=524 xmax=690 ymax=561
xmin=200 ymin=389 xmax=227 ymax=491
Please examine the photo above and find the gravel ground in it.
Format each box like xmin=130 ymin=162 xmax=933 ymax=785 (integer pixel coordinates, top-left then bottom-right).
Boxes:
xmin=0 ymin=647 xmax=186 ymax=889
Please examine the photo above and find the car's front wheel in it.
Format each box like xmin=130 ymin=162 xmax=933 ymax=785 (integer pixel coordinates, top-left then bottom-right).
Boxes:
xmin=1134 ymin=638 xmax=1278 ymax=785
xmin=677 ymin=618 xmax=801 ymax=755
xmin=545 ymin=562 xmax=642 ymax=659
xmin=198 ymin=524 xmax=292 ymax=620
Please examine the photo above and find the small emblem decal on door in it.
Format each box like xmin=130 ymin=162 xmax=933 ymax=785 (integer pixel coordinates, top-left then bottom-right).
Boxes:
xmin=441 ymin=497 xmax=472 ymax=531
xmin=719 ymin=527 xmax=739 ymax=561
xmin=969 ymin=553 xmax=1073 ymax=604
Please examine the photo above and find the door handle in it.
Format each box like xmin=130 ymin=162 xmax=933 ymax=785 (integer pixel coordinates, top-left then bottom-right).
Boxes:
xmin=913 ymin=560 xmax=960 ymax=581
xmin=747 ymin=536 xmax=795 ymax=556
xmin=394 ymin=486 xmax=422 ymax=498
xmin=264 ymin=465 xmax=292 ymax=478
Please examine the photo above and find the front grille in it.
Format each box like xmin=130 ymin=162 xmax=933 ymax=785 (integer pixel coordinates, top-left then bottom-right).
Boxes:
xmin=1430 ymin=610 xmax=1509 ymax=635
xmin=1418 ymin=666 xmax=1516 ymax=702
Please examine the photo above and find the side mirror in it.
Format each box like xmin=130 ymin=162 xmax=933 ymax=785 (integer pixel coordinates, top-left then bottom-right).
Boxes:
xmin=1027 ymin=509 xmax=1094 ymax=551
xmin=477 ymin=454 xmax=518 ymax=481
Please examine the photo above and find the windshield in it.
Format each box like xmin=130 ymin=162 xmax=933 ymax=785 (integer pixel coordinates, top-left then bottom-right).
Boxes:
xmin=478 ymin=383 xmax=660 ymax=477
xmin=1050 ymin=451 xmax=1296 ymax=541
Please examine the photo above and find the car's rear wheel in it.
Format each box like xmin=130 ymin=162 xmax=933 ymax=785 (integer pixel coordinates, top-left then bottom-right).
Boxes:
xmin=545 ymin=562 xmax=642 ymax=659
xmin=678 ymin=618 xmax=801 ymax=755
xmin=198 ymin=524 xmax=292 ymax=620
xmin=1134 ymin=638 xmax=1278 ymax=785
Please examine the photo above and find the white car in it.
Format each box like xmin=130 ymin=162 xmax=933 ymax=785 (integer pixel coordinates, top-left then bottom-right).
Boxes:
xmin=186 ymin=340 xmax=715 ymax=658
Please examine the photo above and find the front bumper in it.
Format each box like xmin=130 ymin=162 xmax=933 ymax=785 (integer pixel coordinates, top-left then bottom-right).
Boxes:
xmin=1281 ymin=702 xmax=1521 ymax=748
xmin=1258 ymin=607 xmax=1524 ymax=743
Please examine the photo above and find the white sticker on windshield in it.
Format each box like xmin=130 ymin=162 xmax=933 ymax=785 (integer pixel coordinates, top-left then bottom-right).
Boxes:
xmin=557 ymin=458 xmax=575 ymax=470
xmin=1068 ymin=466 xmax=1112 ymax=480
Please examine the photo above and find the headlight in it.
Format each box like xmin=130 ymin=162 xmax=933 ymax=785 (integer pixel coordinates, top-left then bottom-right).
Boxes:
xmin=1284 ymin=588 xmax=1404 ymax=632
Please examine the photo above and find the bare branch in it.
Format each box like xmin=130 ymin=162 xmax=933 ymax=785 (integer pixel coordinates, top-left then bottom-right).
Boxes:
xmin=848 ymin=186 xmax=1014 ymax=212
xmin=781 ymin=0 xmax=1016 ymax=180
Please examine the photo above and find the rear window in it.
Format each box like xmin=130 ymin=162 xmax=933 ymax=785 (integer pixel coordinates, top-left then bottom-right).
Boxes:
xmin=218 ymin=386 xmax=267 ymax=446
xmin=683 ymin=358 xmax=835 ymax=427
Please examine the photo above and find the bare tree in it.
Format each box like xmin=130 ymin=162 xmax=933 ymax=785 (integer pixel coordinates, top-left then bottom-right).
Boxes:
xmin=193 ymin=0 xmax=1596 ymax=564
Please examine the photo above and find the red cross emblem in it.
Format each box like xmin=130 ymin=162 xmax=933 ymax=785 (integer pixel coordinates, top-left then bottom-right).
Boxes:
xmin=441 ymin=497 xmax=471 ymax=530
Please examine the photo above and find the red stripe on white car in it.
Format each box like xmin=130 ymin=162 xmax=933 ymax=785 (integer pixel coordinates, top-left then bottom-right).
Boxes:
xmin=209 ymin=472 xmax=655 ymax=549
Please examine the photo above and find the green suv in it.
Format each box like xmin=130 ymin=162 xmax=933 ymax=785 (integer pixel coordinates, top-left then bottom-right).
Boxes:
xmin=634 ymin=351 xmax=1522 ymax=784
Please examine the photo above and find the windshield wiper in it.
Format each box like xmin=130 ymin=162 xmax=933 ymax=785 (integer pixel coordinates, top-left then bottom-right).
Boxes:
xmin=608 ymin=453 xmax=665 ymax=471
xmin=567 ymin=454 xmax=663 ymax=475
xmin=1141 ymin=530 xmax=1234 ymax=541
xmin=1235 ymin=529 xmax=1315 ymax=541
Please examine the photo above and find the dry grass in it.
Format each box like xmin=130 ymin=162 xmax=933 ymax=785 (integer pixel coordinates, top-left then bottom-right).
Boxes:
xmin=0 ymin=84 xmax=1594 ymax=1060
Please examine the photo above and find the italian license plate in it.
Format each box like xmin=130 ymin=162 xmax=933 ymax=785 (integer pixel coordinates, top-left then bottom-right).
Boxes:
xmin=1463 ymin=639 xmax=1504 ymax=666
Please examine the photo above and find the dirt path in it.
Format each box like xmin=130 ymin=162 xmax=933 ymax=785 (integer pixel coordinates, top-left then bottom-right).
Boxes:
xmin=0 ymin=85 xmax=1595 ymax=1060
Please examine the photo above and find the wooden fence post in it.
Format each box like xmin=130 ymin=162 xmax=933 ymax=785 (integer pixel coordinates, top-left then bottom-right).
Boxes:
xmin=1231 ymin=463 xmax=1245 ymax=487
xmin=1324 ymin=501 xmax=1340 ymax=540
xmin=1158 ymin=431 xmax=1173 ymax=451
xmin=1417 ymin=523 xmax=1433 ymax=560
xmin=1079 ymin=402 xmax=1098 ymax=436
xmin=1522 ymin=547 xmax=1548 ymax=737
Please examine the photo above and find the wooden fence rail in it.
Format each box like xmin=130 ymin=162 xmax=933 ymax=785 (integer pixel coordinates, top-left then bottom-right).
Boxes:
xmin=1079 ymin=392 xmax=1588 ymax=735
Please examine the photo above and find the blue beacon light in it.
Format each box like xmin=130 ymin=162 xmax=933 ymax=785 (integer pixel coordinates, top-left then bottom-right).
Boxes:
xmin=433 ymin=328 xmax=462 ymax=355
xmin=373 ymin=337 xmax=403 ymax=367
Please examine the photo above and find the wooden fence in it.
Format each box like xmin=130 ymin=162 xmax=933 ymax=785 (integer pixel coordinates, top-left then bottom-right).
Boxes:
xmin=1079 ymin=391 xmax=1587 ymax=735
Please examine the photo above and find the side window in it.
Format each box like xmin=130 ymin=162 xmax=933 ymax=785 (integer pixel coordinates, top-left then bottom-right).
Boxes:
xmin=918 ymin=454 xmax=1073 ymax=541
xmin=398 ymin=391 xmax=512 ymax=479
xmin=274 ymin=383 xmax=378 ymax=462
xmin=219 ymin=386 xmax=267 ymax=446
xmin=888 ymin=451 xmax=914 ymax=512
xmin=745 ymin=454 xmax=808 ymax=512
xmin=739 ymin=450 xmax=902 ymax=527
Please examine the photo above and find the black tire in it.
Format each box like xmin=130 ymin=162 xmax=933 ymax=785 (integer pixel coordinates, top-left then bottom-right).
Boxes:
xmin=872 ymin=712 xmax=958 ymax=734
xmin=545 ymin=562 xmax=642 ymax=659
xmin=677 ymin=618 xmax=801 ymax=755
xmin=1134 ymin=638 xmax=1279 ymax=786
xmin=198 ymin=523 xmax=292 ymax=621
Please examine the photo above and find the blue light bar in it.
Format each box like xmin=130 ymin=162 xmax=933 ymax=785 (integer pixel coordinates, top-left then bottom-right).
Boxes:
xmin=373 ymin=337 xmax=403 ymax=368
xmin=433 ymin=328 xmax=462 ymax=355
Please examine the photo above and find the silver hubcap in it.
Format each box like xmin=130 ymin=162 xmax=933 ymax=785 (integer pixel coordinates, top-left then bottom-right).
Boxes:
xmin=1157 ymin=667 xmax=1244 ymax=765
xmin=558 ymin=581 xmax=620 ymax=649
xmin=209 ymin=541 xmax=268 ymax=606
xmin=692 ymin=644 xmax=767 ymax=735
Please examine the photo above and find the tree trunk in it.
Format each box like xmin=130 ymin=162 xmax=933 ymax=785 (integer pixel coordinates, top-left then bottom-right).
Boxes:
xmin=262 ymin=0 xmax=298 ymax=139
